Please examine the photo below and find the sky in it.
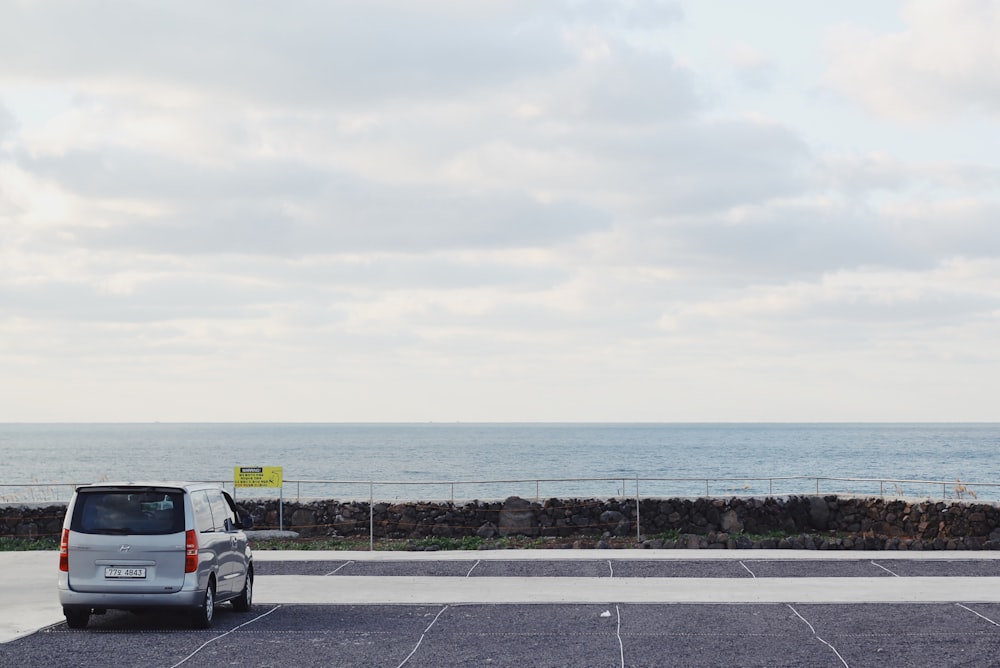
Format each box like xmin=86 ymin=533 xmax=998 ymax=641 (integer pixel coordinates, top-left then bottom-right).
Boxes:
xmin=1 ymin=1 xmax=999 ymax=423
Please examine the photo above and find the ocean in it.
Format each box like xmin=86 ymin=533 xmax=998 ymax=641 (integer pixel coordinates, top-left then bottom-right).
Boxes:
xmin=1 ymin=423 xmax=998 ymax=502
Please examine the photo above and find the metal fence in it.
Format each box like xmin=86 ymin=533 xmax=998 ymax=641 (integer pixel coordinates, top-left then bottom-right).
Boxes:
xmin=2 ymin=475 xmax=998 ymax=505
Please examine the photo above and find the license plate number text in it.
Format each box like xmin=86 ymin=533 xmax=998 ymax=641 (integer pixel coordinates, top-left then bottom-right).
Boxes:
xmin=105 ymin=567 xmax=146 ymax=578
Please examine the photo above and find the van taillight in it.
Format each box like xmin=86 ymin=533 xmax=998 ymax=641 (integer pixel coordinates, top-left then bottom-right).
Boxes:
xmin=185 ymin=529 xmax=198 ymax=573
xmin=59 ymin=528 xmax=69 ymax=572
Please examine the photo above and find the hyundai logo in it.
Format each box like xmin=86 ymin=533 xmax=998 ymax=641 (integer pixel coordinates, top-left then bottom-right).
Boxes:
xmin=119 ymin=544 xmax=132 ymax=552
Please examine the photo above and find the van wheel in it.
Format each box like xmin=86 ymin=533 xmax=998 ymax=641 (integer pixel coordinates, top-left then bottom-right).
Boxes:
xmin=191 ymin=581 xmax=215 ymax=629
xmin=64 ymin=608 xmax=89 ymax=629
xmin=232 ymin=567 xmax=252 ymax=612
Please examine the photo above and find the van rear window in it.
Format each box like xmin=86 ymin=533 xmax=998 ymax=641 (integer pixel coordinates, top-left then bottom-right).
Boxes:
xmin=71 ymin=490 xmax=185 ymax=535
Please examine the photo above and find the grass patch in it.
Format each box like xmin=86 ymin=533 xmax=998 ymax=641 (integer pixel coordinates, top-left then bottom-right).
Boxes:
xmin=0 ymin=536 xmax=59 ymax=551
xmin=737 ymin=530 xmax=788 ymax=541
xmin=248 ymin=534 xmax=622 ymax=551
xmin=250 ymin=536 xmax=370 ymax=551
xmin=647 ymin=529 xmax=681 ymax=541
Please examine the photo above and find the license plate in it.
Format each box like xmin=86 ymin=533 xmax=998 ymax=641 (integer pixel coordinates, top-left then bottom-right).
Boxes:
xmin=105 ymin=567 xmax=146 ymax=579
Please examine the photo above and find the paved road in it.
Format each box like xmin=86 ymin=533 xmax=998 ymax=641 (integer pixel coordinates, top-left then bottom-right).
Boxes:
xmin=4 ymin=550 xmax=1000 ymax=667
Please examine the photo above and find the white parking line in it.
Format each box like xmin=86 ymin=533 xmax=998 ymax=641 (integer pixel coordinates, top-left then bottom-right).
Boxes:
xmin=466 ymin=560 xmax=480 ymax=577
xmin=739 ymin=561 xmax=756 ymax=578
xmin=324 ymin=561 xmax=353 ymax=576
xmin=870 ymin=561 xmax=899 ymax=577
xmin=787 ymin=604 xmax=850 ymax=668
xmin=956 ymin=603 xmax=1000 ymax=626
xmin=614 ymin=604 xmax=625 ymax=668
xmin=396 ymin=605 xmax=449 ymax=668
xmin=608 ymin=560 xmax=614 ymax=578
xmin=168 ymin=605 xmax=282 ymax=668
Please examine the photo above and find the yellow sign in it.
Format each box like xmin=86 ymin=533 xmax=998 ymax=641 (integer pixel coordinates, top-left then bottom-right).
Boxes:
xmin=234 ymin=466 xmax=283 ymax=488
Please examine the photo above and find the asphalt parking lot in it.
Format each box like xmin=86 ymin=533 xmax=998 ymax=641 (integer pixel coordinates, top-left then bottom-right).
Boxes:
xmin=5 ymin=600 xmax=1000 ymax=667
xmin=4 ymin=553 xmax=1000 ymax=667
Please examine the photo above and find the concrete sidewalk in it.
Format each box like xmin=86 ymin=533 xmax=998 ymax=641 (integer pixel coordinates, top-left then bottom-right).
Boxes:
xmin=256 ymin=574 xmax=1000 ymax=606
xmin=6 ymin=549 xmax=1000 ymax=643
xmin=1 ymin=552 xmax=61 ymax=643
xmin=253 ymin=549 xmax=1000 ymax=605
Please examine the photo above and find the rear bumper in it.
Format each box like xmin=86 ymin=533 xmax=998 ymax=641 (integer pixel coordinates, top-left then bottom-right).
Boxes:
xmin=57 ymin=573 xmax=205 ymax=610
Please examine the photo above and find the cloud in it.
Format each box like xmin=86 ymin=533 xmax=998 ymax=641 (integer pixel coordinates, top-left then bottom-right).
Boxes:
xmin=825 ymin=0 xmax=1000 ymax=121
xmin=622 ymin=0 xmax=684 ymax=28
xmin=2 ymin=1 xmax=999 ymax=420
xmin=51 ymin=176 xmax=610 ymax=256
xmin=657 ymin=257 xmax=1000 ymax=365
xmin=16 ymin=146 xmax=325 ymax=202
xmin=635 ymin=119 xmax=812 ymax=212
xmin=0 ymin=99 xmax=15 ymax=140
xmin=546 ymin=48 xmax=702 ymax=125
xmin=727 ymin=43 xmax=777 ymax=91
xmin=0 ymin=1 xmax=573 ymax=107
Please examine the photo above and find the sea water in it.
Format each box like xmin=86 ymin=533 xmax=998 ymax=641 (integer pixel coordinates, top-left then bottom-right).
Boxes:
xmin=1 ymin=423 xmax=998 ymax=502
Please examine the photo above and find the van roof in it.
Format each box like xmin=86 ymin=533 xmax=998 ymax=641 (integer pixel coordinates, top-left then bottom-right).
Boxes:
xmin=74 ymin=481 xmax=225 ymax=493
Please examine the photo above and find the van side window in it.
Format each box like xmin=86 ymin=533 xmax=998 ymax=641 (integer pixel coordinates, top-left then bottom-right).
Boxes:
xmin=191 ymin=490 xmax=216 ymax=533
xmin=207 ymin=490 xmax=236 ymax=531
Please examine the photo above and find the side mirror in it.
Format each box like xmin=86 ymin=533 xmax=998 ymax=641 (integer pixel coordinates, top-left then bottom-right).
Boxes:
xmin=239 ymin=514 xmax=254 ymax=530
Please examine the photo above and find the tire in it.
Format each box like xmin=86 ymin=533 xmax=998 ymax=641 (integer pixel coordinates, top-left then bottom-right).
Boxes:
xmin=191 ymin=580 xmax=215 ymax=629
xmin=232 ymin=566 xmax=253 ymax=612
xmin=64 ymin=607 xmax=89 ymax=629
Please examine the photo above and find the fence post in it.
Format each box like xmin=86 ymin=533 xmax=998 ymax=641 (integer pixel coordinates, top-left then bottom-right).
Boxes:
xmin=635 ymin=476 xmax=641 ymax=543
xmin=369 ymin=482 xmax=374 ymax=552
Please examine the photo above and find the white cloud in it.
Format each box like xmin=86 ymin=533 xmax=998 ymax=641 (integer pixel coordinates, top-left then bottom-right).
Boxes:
xmin=825 ymin=0 xmax=1000 ymax=121
xmin=1 ymin=1 xmax=999 ymax=420
xmin=727 ymin=42 xmax=777 ymax=90
xmin=0 ymin=99 xmax=15 ymax=141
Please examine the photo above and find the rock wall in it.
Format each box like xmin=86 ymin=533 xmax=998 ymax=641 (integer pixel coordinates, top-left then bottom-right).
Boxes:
xmin=5 ymin=495 xmax=1000 ymax=550
xmin=0 ymin=503 xmax=66 ymax=540
xmin=232 ymin=495 xmax=1000 ymax=550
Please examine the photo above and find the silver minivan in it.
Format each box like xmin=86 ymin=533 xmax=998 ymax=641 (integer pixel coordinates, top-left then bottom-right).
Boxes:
xmin=58 ymin=482 xmax=254 ymax=629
